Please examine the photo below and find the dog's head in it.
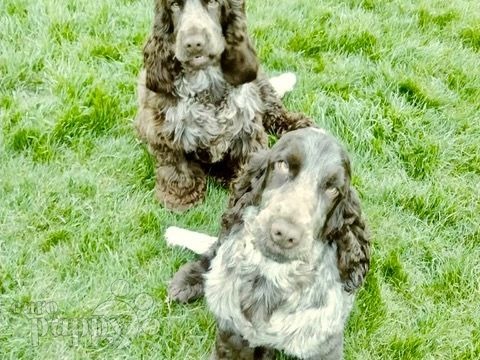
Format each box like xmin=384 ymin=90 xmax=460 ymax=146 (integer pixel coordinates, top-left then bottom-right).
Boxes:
xmin=223 ymin=128 xmax=370 ymax=292
xmin=143 ymin=0 xmax=259 ymax=94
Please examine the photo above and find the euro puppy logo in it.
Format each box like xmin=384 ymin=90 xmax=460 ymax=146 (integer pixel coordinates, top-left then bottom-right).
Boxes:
xmin=24 ymin=280 xmax=159 ymax=349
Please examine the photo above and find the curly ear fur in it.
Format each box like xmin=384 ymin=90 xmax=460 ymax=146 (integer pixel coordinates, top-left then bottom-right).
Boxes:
xmin=324 ymin=186 xmax=370 ymax=293
xmin=220 ymin=150 xmax=269 ymax=235
xmin=221 ymin=0 xmax=259 ymax=86
xmin=144 ymin=1 xmax=181 ymax=94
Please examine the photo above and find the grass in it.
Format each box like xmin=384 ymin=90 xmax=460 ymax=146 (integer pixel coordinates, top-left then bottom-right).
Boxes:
xmin=1 ymin=0 xmax=479 ymax=358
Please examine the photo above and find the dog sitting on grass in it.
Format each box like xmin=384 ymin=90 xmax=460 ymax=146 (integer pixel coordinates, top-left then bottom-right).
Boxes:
xmin=167 ymin=127 xmax=371 ymax=359
xmin=134 ymin=0 xmax=313 ymax=212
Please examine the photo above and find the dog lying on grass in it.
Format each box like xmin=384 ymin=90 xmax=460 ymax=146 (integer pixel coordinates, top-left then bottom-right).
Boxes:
xmin=167 ymin=127 xmax=370 ymax=359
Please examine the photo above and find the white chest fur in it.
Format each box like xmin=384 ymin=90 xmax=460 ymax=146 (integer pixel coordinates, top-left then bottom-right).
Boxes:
xmin=163 ymin=67 xmax=265 ymax=162
xmin=204 ymin=209 xmax=354 ymax=359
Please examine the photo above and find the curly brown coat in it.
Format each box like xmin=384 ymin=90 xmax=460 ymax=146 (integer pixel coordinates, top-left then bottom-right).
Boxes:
xmin=135 ymin=0 xmax=313 ymax=211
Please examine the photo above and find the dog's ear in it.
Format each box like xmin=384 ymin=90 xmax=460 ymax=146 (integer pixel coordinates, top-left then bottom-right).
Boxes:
xmin=221 ymin=1 xmax=259 ymax=86
xmin=324 ymin=162 xmax=370 ymax=293
xmin=220 ymin=150 xmax=269 ymax=235
xmin=143 ymin=2 xmax=180 ymax=94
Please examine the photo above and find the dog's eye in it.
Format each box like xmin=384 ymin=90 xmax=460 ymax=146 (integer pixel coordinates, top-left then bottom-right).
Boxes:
xmin=274 ymin=160 xmax=289 ymax=175
xmin=324 ymin=178 xmax=335 ymax=188
xmin=268 ymin=160 xmax=290 ymax=188
xmin=170 ymin=0 xmax=181 ymax=9
xmin=206 ymin=0 xmax=218 ymax=6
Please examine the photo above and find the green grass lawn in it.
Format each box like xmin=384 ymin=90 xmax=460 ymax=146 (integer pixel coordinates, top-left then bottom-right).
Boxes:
xmin=1 ymin=0 xmax=479 ymax=358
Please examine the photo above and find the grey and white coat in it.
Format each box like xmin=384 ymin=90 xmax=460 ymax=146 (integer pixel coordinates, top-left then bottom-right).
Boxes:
xmin=169 ymin=128 xmax=371 ymax=359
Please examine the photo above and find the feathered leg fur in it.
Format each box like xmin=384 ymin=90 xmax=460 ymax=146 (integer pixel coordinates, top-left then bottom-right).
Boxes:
xmin=212 ymin=328 xmax=275 ymax=360
xmin=168 ymin=257 xmax=210 ymax=303
xmin=135 ymin=106 xmax=207 ymax=211
xmin=150 ymin=143 xmax=207 ymax=211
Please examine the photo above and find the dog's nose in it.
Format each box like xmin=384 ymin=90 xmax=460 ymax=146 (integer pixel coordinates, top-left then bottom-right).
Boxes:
xmin=184 ymin=33 xmax=205 ymax=53
xmin=270 ymin=218 xmax=303 ymax=249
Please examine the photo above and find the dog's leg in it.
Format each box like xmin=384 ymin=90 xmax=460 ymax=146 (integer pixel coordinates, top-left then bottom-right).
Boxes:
xmin=280 ymin=111 xmax=318 ymax=133
xmin=263 ymin=109 xmax=315 ymax=137
xmin=168 ymin=257 xmax=210 ymax=303
xmin=168 ymin=230 xmax=222 ymax=303
xmin=269 ymin=72 xmax=297 ymax=98
xmin=305 ymin=336 xmax=343 ymax=360
xmin=257 ymin=78 xmax=315 ymax=136
xmin=211 ymin=328 xmax=256 ymax=360
xmin=253 ymin=347 xmax=276 ymax=359
xmin=151 ymin=144 xmax=206 ymax=211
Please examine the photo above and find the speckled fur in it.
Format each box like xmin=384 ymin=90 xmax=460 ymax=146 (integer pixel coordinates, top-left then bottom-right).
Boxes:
xmin=205 ymin=206 xmax=353 ymax=359
xmin=169 ymin=128 xmax=370 ymax=359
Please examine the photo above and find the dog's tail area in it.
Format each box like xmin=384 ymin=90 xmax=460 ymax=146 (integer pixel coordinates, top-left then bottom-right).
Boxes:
xmin=165 ymin=226 xmax=218 ymax=255
xmin=269 ymin=72 xmax=297 ymax=98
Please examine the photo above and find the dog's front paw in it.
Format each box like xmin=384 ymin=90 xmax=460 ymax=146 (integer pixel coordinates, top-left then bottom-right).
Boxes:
xmin=168 ymin=261 xmax=205 ymax=303
xmin=155 ymin=164 xmax=206 ymax=212
xmin=169 ymin=281 xmax=203 ymax=303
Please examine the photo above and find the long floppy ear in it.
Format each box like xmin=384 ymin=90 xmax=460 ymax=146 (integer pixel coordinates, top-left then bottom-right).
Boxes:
xmin=324 ymin=186 xmax=370 ymax=293
xmin=220 ymin=0 xmax=259 ymax=86
xmin=220 ymin=150 xmax=269 ymax=235
xmin=143 ymin=1 xmax=180 ymax=94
